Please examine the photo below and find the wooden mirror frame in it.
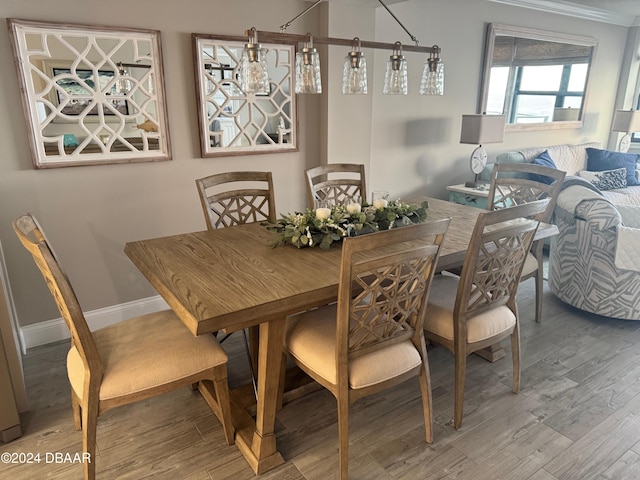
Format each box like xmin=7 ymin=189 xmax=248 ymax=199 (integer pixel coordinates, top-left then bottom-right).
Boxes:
xmin=479 ymin=23 xmax=597 ymax=132
xmin=192 ymin=33 xmax=297 ymax=157
xmin=8 ymin=18 xmax=171 ymax=168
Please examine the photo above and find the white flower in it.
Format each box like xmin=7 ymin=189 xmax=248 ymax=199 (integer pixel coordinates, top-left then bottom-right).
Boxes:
xmin=373 ymin=199 xmax=388 ymax=209
xmin=290 ymin=213 xmax=306 ymax=228
xmin=316 ymin=207 xmax=331 ymax=220
xmin=346 ymin=202 xmax=361 ymax=215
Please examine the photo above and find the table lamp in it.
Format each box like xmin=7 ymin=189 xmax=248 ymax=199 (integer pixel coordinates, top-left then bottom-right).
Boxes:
xmin=460 ymin=114 xmax=505 ymax=188
xmin=612 ymin=109 xmax=640 ymax=152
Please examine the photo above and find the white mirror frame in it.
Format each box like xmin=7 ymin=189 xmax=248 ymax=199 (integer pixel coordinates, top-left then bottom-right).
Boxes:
xmin=8 ymin=18 xmax=171 ymax=168
xmin=193 ymin=33 xmax=297 ymax=157
xmin=479 ymin=23 xmax=597 ymax=132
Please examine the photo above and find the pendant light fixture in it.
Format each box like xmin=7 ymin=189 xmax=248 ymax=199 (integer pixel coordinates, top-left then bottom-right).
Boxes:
xmin=116 ymin=62 xmax=132 ymax=94
xmin=342 ymin=37 xmax=367 ymax=95
xmin=383 ymin=42 xmax=407 ymax=95
xmin=295 ymin=33 xmax=321 ymax=94
xmin=420 ymin=46 xmax=444 ymax=95
xmin=239 ymin=27 xmax=270 ymax=95
xmin=246 ymin=0 xmax=442 ymax=97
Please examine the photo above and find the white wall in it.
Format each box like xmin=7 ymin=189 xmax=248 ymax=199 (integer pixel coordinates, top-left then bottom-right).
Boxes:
xmin=0 ymin=0 xmax=632 ymax=338
xmin=366 ymin=0 xmax=629 ymax=201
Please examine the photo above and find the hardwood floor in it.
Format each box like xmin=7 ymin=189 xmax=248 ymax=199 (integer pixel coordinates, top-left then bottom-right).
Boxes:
xmin=3 ymin=277 xmax=640 ymax=479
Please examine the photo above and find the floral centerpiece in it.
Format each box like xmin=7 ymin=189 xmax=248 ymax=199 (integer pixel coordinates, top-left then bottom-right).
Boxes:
xmin=262 ymin=199 xmax=429 ymax=249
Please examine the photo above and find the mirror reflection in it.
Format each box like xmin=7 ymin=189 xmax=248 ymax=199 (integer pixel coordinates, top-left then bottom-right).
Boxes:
xmin=8 ymin=19 xmax=171 ymax=168
xmin=480 ymin=23 xmax=596 ymax=131
xmin=193 ymin=34 xmax=297 ymax=157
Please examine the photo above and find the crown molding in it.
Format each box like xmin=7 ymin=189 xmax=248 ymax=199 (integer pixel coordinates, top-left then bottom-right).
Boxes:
xmin=488 ymin=0 xmax=639 ymax=27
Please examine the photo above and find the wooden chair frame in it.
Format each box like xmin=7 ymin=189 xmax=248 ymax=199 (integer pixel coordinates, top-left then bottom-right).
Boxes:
xmin=13 ymin=214 xmax=234 ymax=480
xmin=196 ymin=171 xmax=276 ymax=230
xmin=305 ymin=163 xmax=367 ymax=208
xmin=425 ymin=200 xmax=548 ymax=428
xmin=196 ymin=171 xmax=277 ymax=396
xmin=487 ymin=163 xmax=566 ymax=323
xmin=283 ymin=218 xmax=450 ymax=479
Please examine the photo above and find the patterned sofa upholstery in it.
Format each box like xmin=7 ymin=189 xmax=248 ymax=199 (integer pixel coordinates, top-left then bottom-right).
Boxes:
xmin=549 ymin=181 xmax=640 ymax=320
xmin=480 ymin=142 xmax=640 ymax=320
xmin=479 ymin=142 xmax=602 ymax=182
xmin=480 ymin=141 xmax=640 ymax=205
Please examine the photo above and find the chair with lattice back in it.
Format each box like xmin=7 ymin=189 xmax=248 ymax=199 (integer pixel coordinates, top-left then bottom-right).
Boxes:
xmin=282 ymin=218 xmax=450 ymax=479
xmin=424 ymin=200 xmax=548 ymax=429
xmin=195 ymin=171 xmax=276 ymax=395
xmin=486 ymin=163 xmax=566 ymax=323
xmin=13 ymin=214 xmax=234 ymax=480
xmin=305 ymin=163 xmax=367 ymax=208
xmin=196 ymin=171 xmax=276 ymax=230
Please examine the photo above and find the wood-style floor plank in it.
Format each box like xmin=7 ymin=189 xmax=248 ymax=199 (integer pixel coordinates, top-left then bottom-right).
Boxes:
xmin=4 ymin=275 xmax=640 ymax=479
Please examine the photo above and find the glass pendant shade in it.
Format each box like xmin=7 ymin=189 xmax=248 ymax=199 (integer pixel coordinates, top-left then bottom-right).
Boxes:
xmin=295 ymin=35 xmax=322 ymax=94
xmin=239 ymin=27 xmax=270 ymax=94
xmin=116 ymin=63 xmax=132 ymax=94
xmin=383 ymin=42 xmax=407 ymax=95
xmin=420 ymin=46 xmax=444 ymax=95
xmin=342 ymin=38 xmax=367 ymax=95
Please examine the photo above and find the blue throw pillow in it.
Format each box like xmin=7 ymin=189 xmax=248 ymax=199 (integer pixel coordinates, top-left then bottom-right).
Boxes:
xmin=586 ymin=148 xmax=640 ymax=186
xmin=530 ymin=150 xmax=558 ymax=184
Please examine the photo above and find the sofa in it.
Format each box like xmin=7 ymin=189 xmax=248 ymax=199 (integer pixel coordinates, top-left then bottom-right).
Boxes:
xmin=482 ymin=142 xmax=640 ymax=320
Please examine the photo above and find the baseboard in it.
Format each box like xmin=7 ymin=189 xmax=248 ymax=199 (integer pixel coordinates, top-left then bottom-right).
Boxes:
xmin=19 ymin=295 xmax=169 ymax=353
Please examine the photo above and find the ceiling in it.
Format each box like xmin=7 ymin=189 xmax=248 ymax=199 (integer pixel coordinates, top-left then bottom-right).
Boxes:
xmin=568 ymin=0 xmax=640 ymax=17
xmin=485 ymin=0 xmax=640 ymax=26
xmin=329 ymin=0 xmax=640 ymax=26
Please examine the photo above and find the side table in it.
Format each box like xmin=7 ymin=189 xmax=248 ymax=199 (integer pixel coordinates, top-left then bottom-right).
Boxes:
xmin=446 ymin=183 xmax=490 ymax=209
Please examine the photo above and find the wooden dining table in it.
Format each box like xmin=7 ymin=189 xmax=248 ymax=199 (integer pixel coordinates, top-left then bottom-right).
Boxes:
xmin=123 ymin=197 xmax=557 ymax=474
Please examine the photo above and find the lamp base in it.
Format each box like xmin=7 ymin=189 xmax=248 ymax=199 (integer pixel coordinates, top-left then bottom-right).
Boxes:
xmin=465 ymin=173 xmax=481 ymax=189
xmin=618 ymin=133 xmax=632 ymax=153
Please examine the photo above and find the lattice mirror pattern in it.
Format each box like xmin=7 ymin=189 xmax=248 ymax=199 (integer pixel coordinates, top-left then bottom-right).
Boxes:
xmin=193 ymin=34 xmax=297 ymax=157
xmin=8 ymin=19 xmax=171 ymax=168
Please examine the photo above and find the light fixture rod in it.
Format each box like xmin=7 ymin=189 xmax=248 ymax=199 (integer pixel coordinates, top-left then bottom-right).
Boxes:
xmin=116 ymin=62 xmax=151 ymax=69
xmin=279 ymin=0 xmax=324 ymax=33
xmin=377 ymin=0 xmax=419 ymax=46
xmin=246 ymin=29 xmax=439 ymax=55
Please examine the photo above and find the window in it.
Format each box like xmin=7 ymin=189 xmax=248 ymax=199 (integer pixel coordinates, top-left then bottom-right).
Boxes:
xmin=488 ymin=63 xmax=587 ymax=124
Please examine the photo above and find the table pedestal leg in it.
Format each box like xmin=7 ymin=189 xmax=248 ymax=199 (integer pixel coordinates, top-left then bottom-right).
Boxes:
xmin=233 ymin=318 xmax=285 ymax=474
xmin=475 ymin=343 xmax=505 ymax=362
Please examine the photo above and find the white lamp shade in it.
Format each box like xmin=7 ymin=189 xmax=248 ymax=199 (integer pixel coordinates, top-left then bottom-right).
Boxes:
xmin=553 ymin=107 xmax=580 ymax=121
xmin=460 ymin=114 xmax=506 ymax=145
xmin=612 ymin=109 xmax=640 ymax=133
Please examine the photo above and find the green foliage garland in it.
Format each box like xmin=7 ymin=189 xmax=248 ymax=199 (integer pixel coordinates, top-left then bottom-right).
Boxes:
xmin=262 ymin=200 xmax=429 ymax=249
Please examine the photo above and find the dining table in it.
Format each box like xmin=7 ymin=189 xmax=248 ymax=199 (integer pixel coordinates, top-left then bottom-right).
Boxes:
xmin=123 ymin=196 xmax=557 ymax=474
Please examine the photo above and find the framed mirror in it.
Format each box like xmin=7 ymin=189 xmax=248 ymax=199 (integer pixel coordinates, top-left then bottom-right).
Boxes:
xmin=479 ymin=23 xmax=597 ymax=132
xmin=193 ymin=33 xmax=297 ymax=157
xmin=8 ymin=19 xmax=171 ymax=168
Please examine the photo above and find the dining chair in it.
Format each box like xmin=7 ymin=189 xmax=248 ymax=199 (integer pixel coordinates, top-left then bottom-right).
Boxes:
xmin=486 ymin=163 xmax=566 ymax=323
xmin=424 ymin=200 xmax=548 ymax=429
xmin=13 ymin=214 xmax=234 ymax=480
xmin=196 ymin=171 xmax=276 ymax=230
xmin=282 ymin=218 xmax=450 ymax=479
xmin=305 ymin=163 xmax=367 ymax=208
xmin=195 ymin=171 xmax=276 ymax=395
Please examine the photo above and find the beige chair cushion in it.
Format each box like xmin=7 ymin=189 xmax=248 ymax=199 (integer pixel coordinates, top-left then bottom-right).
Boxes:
xmin=425 ymin=275 xmax=516 ymax=343
xmin=521 ymin=252 xmax=538 ymax=278
xmin=67 ymin=310 xmax=227 ymax=401
xmin=285 ymin=304 xmax=421 ymax=389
